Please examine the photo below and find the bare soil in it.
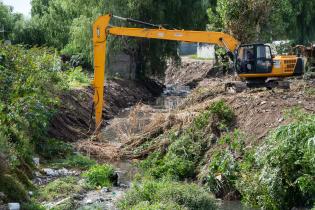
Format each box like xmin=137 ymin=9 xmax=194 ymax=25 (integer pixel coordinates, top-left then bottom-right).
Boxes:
xmin=48 ymin=79 xmax=156 ymax=141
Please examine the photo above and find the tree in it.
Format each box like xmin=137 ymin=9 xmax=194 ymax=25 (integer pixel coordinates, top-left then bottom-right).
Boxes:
xmin=30 ymin=0 xmax=212 ymax=78
xmin=289 ymin=0 xmax=315 ymax=44
xmin=207 ymin=0 xmax=293 ymax=43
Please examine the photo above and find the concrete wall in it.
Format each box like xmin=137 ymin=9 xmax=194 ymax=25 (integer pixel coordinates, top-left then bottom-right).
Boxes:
xmin=197 ymin=43 xmax=215 ymax=59
xmin=108 ymin=53 xmax=136 ymax=79
xmin=179 ymin=42 xmax=197 ymax=56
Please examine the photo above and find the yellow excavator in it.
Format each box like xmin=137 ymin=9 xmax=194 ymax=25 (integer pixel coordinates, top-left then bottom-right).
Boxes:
xmin=92 ymin=14 xmax=304 ymax=128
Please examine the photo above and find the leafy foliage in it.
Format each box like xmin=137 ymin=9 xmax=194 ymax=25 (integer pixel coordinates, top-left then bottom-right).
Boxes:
xmin=36 ymin=138 xmax=73 ymax=160
xmin=205 ymin=130 xmax=245 ymax=197
xmin=0 ymin=43 xmax=65 ymax=165
xmin=37 ymin=176 xmax=82 ymax=202
xmin=141 ymin=100 xmax=235 ymax=180
xmin=237 ymin=109 xmax=315 ymax=209
xmin=207 ymin=0 xmax=293 ymax=43
xmin=0 ymin=174 xmax=29 ymax=202
xmin=118 ymin=178 xmax=216 ymax=210
xmin=82 ymin=164 xmax=115 ymax=188
xmin=51 ymin=154 xmax=96 ymax=170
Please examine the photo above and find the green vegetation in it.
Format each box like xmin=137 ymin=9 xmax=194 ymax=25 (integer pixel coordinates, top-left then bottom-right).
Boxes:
xmin=201 ymin=108 xmax=315 ymax=209
xmin=51 ymin=154 xmax=96 ymax=170
xmin=21 ymin=202 xmax=46 ymax=210
xmin=236 ymin=109 xmax=315 ymax=209
xmin=64 ymin=67 xmax=91 ymax=88
xmin=189 ymin=54 xmax=213 ymax=61
xmin=37 ymin=139 xmax=73 ymax=160
xmin=82 ymin=164 xmax=115 ymax=188
xmin=0 ymin=43 xmax=91 ymax=204
xmin=205 ymin=130 xmax=245 ymax=197
xmin=118 ymin=178 xmax=216 ymax=210
xmin=37 ymin=176 xmax=82 ymax=202
xmin=0 ymin=174 xmax=29 ymax=202
xmin=207 ymin=0 xmax=315 ymax=44
xmin=140 ymin=100 xmax=235 ymax=180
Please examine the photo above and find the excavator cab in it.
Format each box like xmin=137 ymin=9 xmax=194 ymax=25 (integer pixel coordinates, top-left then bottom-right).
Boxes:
xmin=236 ymin=44 xmax=273 ymax=74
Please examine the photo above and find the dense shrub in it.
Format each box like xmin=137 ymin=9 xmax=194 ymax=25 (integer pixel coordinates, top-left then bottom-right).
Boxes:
xmin=205 ymin=130 xmax=245 ymax=197
xmin=51 ymin=154 xmax=96 ymax=170
xmin=38 ymin=176 xmax=82 ymax=202
xmin=130 ymin=201 xmax=184 ymax=210
xmin=82 ymin=164 xmax=115 ymax=188
xmin=0 ymin=44 xmax=66 ymax=165
xmin=140 ymin=100 xmax=235 ymax=180
xmin=0 ymin=43 xmax=91 ymax=204
xmin=36 ymin=138 xmax=73 ymax=159
xmin=118 ymin=179 xmax=216 ymax=210
xmin=0 ymin=174 xmax=29 ymax=202
xmin=237 ymin=109 xmax=315 ymax=209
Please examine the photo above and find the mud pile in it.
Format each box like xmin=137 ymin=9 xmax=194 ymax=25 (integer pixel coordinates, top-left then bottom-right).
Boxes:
xmin=165 ymin=57 xmax=233 ymax=88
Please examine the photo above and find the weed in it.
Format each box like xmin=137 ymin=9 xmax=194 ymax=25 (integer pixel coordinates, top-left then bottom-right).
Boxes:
xmin=37 ymin=176 xmax=82 ymax=202
xmin=118 ymin=178 xmax=216 ymax=210
xmin=0 ymin=174 xmax=29 ymax=202
xmin=140 ymin=101 xmax=235 ymax=180
xmin=82 ymin=164 xmax=115 ymax=188
xmin=236 ymin=110 xmax=315 ymax=209
xmin=131 ymin=201 xmax=184 ymax=210
xmin=51 ymin=154 xmax=96 ymax=170
xmin=208 ymin=100 xmax=235 ymax=131
xmin=205 ymin=130 xmax=245 ymax=197
xmin=64 ymin=67 xmax=91 ymax=88
xmin=21 ymin=201 xmax=45 ymax=210
xmin=36 ymin=138 xmax=73 ymax=160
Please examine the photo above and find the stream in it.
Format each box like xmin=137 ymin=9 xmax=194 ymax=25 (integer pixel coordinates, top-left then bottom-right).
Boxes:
xmin=96 ymin=85 xmax=254 ymax=210
xmin=35 ymin=84 xmax=253 ymax=210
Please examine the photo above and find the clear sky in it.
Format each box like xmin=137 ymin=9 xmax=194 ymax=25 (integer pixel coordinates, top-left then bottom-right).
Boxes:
xmin=1 ymin=0 xmax=31 ymax=17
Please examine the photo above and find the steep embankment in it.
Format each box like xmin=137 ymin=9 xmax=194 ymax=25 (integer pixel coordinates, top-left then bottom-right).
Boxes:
xmin=48 ymin=79 xmax=159 ymax=141
xmin=74 ymin=58 xmax=315 ymax=209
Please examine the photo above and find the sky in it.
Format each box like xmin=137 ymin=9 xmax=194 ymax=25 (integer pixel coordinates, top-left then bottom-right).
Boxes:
xmin=1 ymin=0 xmax=31 ymax=17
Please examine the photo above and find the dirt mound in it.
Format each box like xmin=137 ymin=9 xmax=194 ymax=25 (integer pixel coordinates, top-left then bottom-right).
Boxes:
xmin=183 ymin=78 xmax=315 ymax=142
xmin=165 ymin=57 xmax=231 ymax=88
xmin=48 ymin=79 xmax=155 ymax=141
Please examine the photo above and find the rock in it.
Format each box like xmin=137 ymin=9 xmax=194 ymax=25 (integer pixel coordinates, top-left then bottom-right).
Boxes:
xmin=85 ymin=199 xmax=93 ymax=204
xmin=8 ymin=203 xmax=20 ymax=210
xmin=119 ymin=183 xmax=129 ymax=188
xmin=43 ymin=168 xmax=59 ymax=176
xmin=101 ymin=187 xmax=110 ymax=193
xmin=73 ymin=194 xmax=85 ymax=201
xmin=32 ymin=157 xmax=40 ymax=166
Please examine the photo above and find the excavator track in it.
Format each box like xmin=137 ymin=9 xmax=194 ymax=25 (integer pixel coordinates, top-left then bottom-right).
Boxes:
xmin=225 ymin=78 xmax=290 ymax=94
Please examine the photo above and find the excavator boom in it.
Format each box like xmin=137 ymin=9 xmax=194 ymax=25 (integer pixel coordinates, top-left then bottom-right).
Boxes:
xmin=92 ymin=14 xmax=240 ymax=128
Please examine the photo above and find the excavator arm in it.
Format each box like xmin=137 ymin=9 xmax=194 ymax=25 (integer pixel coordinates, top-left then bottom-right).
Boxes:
xmin=92 ymin=14 xmax=240 ymax=128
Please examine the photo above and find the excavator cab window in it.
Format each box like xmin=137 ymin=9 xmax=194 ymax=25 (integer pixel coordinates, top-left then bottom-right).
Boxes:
xmin=255 ymin=45 xmax=272 ymax=73
xmin=236 ymin=44 xmax=273 ymax=74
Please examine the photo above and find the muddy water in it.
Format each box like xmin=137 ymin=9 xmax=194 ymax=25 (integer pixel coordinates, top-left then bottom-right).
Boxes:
xmin=100 ymin=85 xmax=250 ymax=210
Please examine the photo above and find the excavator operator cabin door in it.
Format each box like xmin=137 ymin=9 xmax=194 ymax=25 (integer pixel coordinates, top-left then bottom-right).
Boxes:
xmin=255 ymin=44 xmax=273 ymax=73
xmin=236 ymin=44 xmax=273 ymax=74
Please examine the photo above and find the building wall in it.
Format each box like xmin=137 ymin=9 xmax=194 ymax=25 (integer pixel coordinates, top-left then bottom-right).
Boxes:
xmin=108 ymin=53 xmax=136 ymax=79
xmin=197 ymin=43 xmax=215 ymax=59
xmin=179 ymin=42 xmax=197 ymax=56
